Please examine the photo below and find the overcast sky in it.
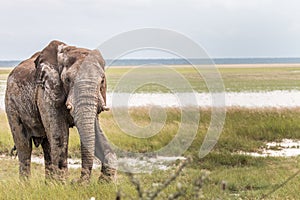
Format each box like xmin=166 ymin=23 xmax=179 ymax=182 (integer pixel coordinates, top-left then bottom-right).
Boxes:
xmin=1 ymin=0 xmax=300 ymax=60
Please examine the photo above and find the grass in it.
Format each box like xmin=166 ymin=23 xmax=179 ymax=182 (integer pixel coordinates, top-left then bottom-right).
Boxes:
xmin=1 ymin=108 xmax=300 ymax=199
xmin=0 ymin=158 xmax=130 ymax=200
xmin=104 ymin=66 xmax=300 ymax=93
xmin=1 ymin=65 xmax=300 ymax=199
xmin=2 ymin=65 xmax=300 ymax=92
xmin=99 ymin=107 xmax=300 ymax=155
xmin=0 ymin=68 xmax=11 ymax=83
xmin=1 ymin=156 xmax=299 ymax=199
xmin=0 ymin=156 xmax=299 ymax=199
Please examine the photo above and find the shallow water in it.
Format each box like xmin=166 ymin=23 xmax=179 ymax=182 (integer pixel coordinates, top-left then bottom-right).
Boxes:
xmin=239 ymin=139 xmax=300 ymax=157
xmin=1 ymin=88 xmax=300 ymax=110
xmin=107 ymin=90 xmax=300 ymax=108
xmin=1 ymin=155 xmax=185 ymax=172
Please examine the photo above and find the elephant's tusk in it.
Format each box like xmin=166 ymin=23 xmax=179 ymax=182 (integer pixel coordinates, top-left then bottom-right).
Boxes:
xmin=102 ymin=106 xmax=110 ymax=111
xmin=67 ymin=104 xmax=72 ymax=110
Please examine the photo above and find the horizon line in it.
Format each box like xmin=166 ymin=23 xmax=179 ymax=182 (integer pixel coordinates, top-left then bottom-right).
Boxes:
xmin=1 ymin=57 xmax=300 ymax=62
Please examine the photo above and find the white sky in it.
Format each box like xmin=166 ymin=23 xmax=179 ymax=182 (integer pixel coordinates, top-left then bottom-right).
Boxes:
xmin=1 ymin=0 xmax=300 ymax=59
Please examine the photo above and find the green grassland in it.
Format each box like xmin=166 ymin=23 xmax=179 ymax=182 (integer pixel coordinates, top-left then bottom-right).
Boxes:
xmin=105 ymin=66 xmax=300 ymax=92
xmin=0 ymin=70 xmax=11 ymax=80
xmin=0 ymin=66 xmax=300 ymax=199
xmin=0 ymin=156 xmax=299 ymax=199
xmin=1 ymin=108 xmax=300 ymax=199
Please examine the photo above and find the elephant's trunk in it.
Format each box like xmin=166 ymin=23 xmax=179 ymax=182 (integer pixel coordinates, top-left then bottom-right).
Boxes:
xmin=73 ymin=79 xmax=99 ymax=179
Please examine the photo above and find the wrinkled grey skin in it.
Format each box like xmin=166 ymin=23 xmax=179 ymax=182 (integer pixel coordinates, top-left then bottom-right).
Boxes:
xmin=5 ymin=40 xmax=116 ymax=181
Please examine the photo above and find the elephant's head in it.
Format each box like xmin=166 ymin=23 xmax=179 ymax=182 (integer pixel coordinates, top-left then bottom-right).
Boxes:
xmin=57 ymin=44 xmax=108 ymax=115
xmin=35 ymin=40 xmax=108 ymax=179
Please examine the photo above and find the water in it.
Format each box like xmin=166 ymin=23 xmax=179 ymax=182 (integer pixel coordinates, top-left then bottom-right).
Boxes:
xmin=239 ymin=139 xmax=300 ymax=157
xmin=0 ymin=155 xmax=186 ymax=172
xmin=1 ymin=90 xmax=300 ymax=110
xmin=106 ymin=91 xmax=300 ymax=108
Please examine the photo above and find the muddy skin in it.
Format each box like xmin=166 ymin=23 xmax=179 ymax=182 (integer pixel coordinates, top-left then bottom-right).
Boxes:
xmin=5 ymin=40 xmax=117 ymax=182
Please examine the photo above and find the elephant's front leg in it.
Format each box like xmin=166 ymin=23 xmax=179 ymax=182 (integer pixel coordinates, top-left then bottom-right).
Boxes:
xmin=48 ymin=118 xmax=69 ymax=181
xmin=38 ymin=101 xmax=69 ymax=181
xmin=41 ymin=137 xmax=52 ymax=179
xmin=58 ymin=123 xmax=69 ymax=178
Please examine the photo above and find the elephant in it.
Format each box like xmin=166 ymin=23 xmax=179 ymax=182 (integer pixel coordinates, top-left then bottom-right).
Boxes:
xmin=5 ymin=40 xmax=117 ymax=182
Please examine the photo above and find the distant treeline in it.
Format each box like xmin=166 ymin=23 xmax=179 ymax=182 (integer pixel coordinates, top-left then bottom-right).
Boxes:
xmin=106 ymin=58 xmax=300 ymax=66
xmin=1 ymin=58 xmax=300 ymax=67
xmin=0 ymin=60 xmax=20 ymax=67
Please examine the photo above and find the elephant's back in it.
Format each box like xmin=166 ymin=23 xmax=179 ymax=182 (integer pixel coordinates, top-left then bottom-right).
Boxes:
xmin=8 ymin=52 xmax=40 ymax=83
xmin=5 ymin=52 xmax=40 ymax=114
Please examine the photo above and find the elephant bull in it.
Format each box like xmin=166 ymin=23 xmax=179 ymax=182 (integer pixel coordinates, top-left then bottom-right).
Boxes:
xmin=5 ymin=40 xmax=117 ymax=182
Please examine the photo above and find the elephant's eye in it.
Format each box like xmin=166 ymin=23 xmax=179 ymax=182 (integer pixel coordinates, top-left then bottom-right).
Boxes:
xmin=65 ymin=77 xmax=71 ymax=84
xmin=101 ymin=78 xmax=105 ymax=85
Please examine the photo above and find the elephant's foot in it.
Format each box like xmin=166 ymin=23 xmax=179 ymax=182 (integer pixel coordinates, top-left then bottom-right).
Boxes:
xmin=98 ymin=165 xmax=117 ymax=183
xmin=98 ymin=152 xmax=118 ymax=183
xmin=71 ymin=174 xmax=90 ymax=185
xmin=45 ymin=178 xmax=66 ymax=185
xmin=70 ymin=168 xmax=91 ymax=185
xmin=19 ymin=165 xmax=31 ymax=180
xmin=71 ymin=177 xmax=90 ymax=185
xmin=46 ymin=165 xmax=67 ymax=183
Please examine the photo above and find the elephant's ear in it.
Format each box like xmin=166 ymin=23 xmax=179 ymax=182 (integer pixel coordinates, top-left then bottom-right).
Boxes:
xmin=35 ymin=40 xmax=66 ymax=68
xmin=34 ymin=40 xmax=66 ymax=106
xmin=91 ymin=49 xmax=106 ymax=70
xmin=90 ymin=49 xmax=107 ymax=111
xmin=34 ymin=55 xmax=41 ymax=69
xmin=35 ymin=40 xmax=66 ymax=85
xmin=57 ymin=44 xmax=77 ymax=72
